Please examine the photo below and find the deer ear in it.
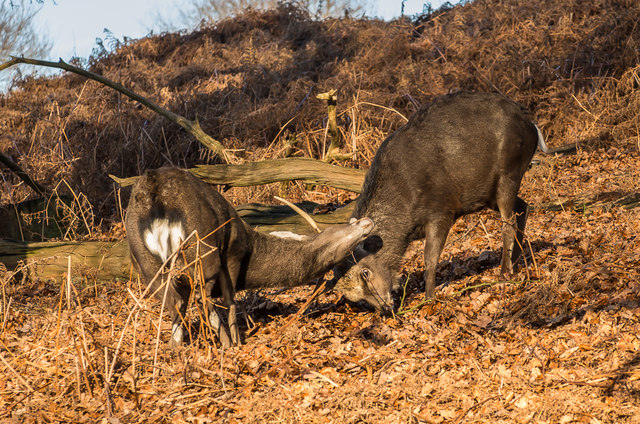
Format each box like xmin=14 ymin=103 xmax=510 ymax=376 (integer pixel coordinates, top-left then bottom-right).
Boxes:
xmin=362 ymin=235 xmax=383 ymax=253
xmin=350 ymin=217 xmax=374 ymax=234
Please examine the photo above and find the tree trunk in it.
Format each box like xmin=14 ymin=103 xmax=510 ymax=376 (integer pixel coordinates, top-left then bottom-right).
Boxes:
xmin=110 ymin=158 xmax=367 ymax=193
xmin=0 ymin=202 xmax=356 ymax=283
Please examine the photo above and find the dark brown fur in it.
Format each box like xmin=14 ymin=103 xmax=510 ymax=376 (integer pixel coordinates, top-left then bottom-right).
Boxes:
xmin=126 ymin=168 xmax=374 ymax=347
xmin=335 ymin=92 xmax=545 ymax=312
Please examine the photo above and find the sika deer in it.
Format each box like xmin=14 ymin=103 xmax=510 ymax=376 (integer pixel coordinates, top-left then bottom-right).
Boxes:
xmin=333 ymin=92 xmax=548 ymax=312
xmin=126 ymin=167 xmax=373 ymax=347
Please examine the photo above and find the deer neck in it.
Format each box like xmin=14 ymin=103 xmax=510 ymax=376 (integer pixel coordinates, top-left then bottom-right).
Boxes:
xmin=243 ymin=230 xmax=328 ymax=289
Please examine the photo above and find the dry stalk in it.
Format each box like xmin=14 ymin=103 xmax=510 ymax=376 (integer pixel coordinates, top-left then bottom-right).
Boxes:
xmin=0 ymin=351 xmax=34 ymax=392
xmin=1 ymin=296 xmax=12 ymax=338
xmin=351 ymin=101 xmax=409 ymax=122
xmin=263 ymin=114 xmax=300 ymax=157
xmin=104 ymin=347 xmax=113 ymax=418
xmin=60 ymin=179 xmax=93 ymax=238
xmin=152 ymin=253 xmax=179 ymax=384
xmin=273 ymin=195 xmax=321 ymax=233
xmin=110 ymin=218 xmax=233 ymax=384
xmin=73 ymin=354 xmax=81 ymax=398
xmin=107 ymin=229 xmax=198 ymax=381
xmin=192 ymin=233 xmax=214 ymax=347
xmin=478 ymin=218 xmax=493 ymax=246
xmin=75 ymin=317 xmax=100 ymax=393
xmin=66 ymin=255 xmax=72 ymax=310
xmin=269 ymin=280 xmax=327 ymax=345
xmin=54 ymin=272 xmax=67 ymax=395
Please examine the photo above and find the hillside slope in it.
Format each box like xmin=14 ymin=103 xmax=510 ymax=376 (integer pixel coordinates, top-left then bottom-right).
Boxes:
xmin=1 ymin=0 xmax=639 ymax=216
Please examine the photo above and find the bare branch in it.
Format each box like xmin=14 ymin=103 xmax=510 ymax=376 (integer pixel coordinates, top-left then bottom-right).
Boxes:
xmin=0 ymin=150 xmax=49 ymax=196
xmin=0 ymin=56 xmax=235 ymax=163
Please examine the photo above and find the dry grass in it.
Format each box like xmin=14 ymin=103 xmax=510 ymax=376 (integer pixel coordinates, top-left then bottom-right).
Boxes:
xmin=3 ymin=160 xmax=640 ymax=422
xmin=2 ymin=0 xmax=640 ymax=215
xmin=2 ymin=0 xmax=640 ymax=422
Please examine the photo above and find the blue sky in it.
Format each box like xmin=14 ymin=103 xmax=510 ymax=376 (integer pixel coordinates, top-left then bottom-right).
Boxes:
xmin=31 ymin=0 xmax=449 ymax=62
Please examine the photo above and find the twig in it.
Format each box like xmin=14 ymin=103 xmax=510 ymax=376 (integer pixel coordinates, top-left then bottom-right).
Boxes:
xmin=272 ymin=281 xmax=327 ymax=341
xmin=307 ymin=370 xmax=339 ymax=387
xmin=398 ymin=274 xmax=411 ymax=311
xmin=273 ymin=196 xmax=321 ymax=233
xmin=104 ymin=347 xmax=113 ymax=418
xmin=571 ymin=93 xmax=594 ymax=117
xmin=454 ymin=395 xmax=501 ymax=424
xmin=469 ymin=61 xmax=503 ymax=95
xmin=0 ymin=353 xmax=34 ymax=392
xmin=0 ymin=56 xmax=234 ymax=162
xmin=352 ymin=101 xmax=409 ymax=122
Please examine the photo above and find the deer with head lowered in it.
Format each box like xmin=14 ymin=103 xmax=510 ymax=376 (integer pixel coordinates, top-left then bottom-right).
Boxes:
xmin=333 ymin=92 xmax=548 ymax=313
xmin=125 ymin=167 xmax=374 ymax=348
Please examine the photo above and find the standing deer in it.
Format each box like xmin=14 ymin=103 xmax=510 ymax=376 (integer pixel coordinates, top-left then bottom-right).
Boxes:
xmin=333 ymin=92 xmax=548 ymax=312
xmin=125 ymin=167 xmax=374 ymax=347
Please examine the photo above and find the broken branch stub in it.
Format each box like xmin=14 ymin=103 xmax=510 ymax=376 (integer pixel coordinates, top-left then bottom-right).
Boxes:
xmin=317 ymin=89 xmax=352 ymax=161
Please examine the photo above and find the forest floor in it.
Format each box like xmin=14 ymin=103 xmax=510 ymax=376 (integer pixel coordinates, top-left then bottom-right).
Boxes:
xmin=2 ymin=146 xmax=640 ymax=423
xmin=2 ymin=1 xmax=640 ymax=422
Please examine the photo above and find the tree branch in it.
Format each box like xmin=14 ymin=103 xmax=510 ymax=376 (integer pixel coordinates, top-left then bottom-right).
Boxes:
xmin=0 ymin=150 xmax=49 ymax=196
xmin=0 ymin=56 xmax=234 ymax=162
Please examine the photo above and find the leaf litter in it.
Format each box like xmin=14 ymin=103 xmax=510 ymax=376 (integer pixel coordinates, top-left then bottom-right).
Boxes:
xmin=2 ymin=0 xmax=640 ymax=422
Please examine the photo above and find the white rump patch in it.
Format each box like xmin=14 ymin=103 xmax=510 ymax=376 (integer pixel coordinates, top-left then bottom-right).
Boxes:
xmin=535 ymin=124 xmax=549 ymax=154
xmin=143 ymin=218 xmax=185 ymax=263
xmin=269 ymin=231 xmax=308 ymax=241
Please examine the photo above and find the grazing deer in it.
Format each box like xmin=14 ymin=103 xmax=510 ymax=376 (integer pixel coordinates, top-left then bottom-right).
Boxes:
xmin=126 ymin=167 xmax=374 ymax=347
xmin=333 ymin=92 xmax=548 ymax=312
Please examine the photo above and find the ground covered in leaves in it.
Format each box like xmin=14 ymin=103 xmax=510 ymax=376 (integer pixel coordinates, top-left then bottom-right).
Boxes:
xmin=2 ymin=0 xmax=640 ymax=422
xmin=2 ymin=147 xmax=640 ymax=423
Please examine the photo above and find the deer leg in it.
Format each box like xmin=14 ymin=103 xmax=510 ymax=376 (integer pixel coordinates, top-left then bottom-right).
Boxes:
xmin=423 ymin=215 xmax=453 ymax=298
xmin=511 ymin=196 xmax=529 ymax=273
xmin=168 ymin=276 xmax=191 ymax=348
xmin=497 ymin=191 xmax=525 ymax=275
xmin=203 ymin=278 xmax=233 ymax=348
xmin=203 ymin=279 xmax=232 ymax=348
xmin=207 ymin=303 xmax=232 ymax=348
xmin=218 ymin=261 xmax=241 ymax=346
xmin=200 ymin=251 xmax=233 ymax=348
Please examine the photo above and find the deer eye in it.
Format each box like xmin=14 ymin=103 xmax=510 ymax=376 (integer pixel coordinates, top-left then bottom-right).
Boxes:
xmin=361 ymin=268 xmax=371 ymax=280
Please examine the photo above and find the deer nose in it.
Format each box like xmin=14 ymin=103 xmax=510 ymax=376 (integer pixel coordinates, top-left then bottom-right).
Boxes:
xmin=377 ymin=298 xmax=395 ymax=316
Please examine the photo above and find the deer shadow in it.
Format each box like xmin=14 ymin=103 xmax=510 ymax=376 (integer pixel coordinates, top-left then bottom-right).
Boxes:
xmin=395 ymin=239 xmax=558 ymax=297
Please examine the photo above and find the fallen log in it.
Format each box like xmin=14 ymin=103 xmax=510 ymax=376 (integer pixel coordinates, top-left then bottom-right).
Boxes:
xmin=0 ymin=239 xmax=132 ymax=283
xmin=2 ymin=190 xmax=638 ymax=284
xmin=110 ymin=158 xmax=367 ymax=193
xmin=0 ymin=202 xmax=356 ymax=283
